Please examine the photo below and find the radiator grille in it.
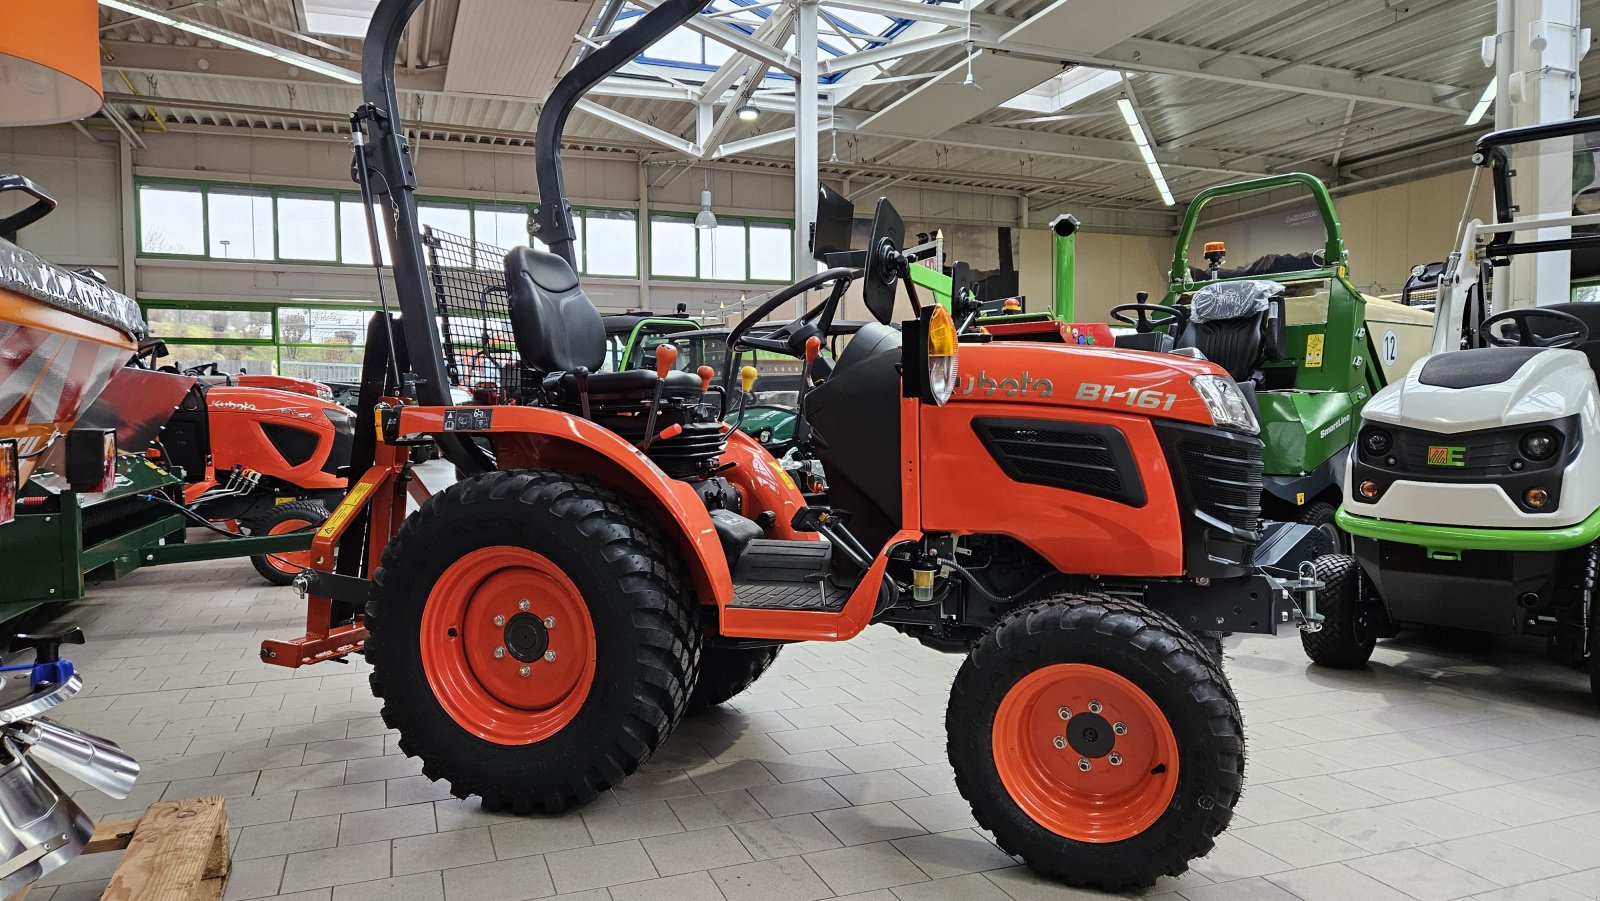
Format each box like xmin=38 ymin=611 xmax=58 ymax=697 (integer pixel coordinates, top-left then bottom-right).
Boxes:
xmin=1178 ymin=438 xmax=1263 ymax=535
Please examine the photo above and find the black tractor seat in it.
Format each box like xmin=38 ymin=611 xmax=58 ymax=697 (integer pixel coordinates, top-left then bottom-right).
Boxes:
xmin=505 ymin=245 xmax=702 ymax=400
xmin=1174 ymin=280 xmax=1285 ymax=383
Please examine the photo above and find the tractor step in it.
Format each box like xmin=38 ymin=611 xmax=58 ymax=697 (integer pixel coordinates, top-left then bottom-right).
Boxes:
xmin=729 ymin=581 xmax=851 ymax=612
xmin=728 ymin=539 xmax=845 ymax=612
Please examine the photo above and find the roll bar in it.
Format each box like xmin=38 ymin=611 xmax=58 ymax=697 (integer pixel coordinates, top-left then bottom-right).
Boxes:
xmin=354 ymin=0 xmax=710 ymax=407
xmin=1469 ymin=113 xmax=1600 ymax=263
xmin=1166 ymin=172 xmax=1347 ymax=288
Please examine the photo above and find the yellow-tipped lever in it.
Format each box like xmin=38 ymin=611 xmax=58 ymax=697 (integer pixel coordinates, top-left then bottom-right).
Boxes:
xmin=735 ymin=366 xmax=759 ymax=431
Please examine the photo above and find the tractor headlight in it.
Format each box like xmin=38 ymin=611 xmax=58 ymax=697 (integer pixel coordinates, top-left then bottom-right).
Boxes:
xmin=1190 ymin=375 xmax=1259 ymax=435
xmin=926 ymin=305 xmax=960 ymax=405
xmin=1520 ymin=429 xmax=1557 ymax=461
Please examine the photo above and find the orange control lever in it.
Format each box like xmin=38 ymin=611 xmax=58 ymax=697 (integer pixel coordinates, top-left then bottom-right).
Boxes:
xmin=655 ymin=344 xmax=679 ymax=378
xmin=696 ymin=365 xmax=714 ymax=392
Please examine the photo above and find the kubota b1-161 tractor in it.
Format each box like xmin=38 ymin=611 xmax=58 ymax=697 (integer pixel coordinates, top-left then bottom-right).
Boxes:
xmin=259 ymin=0 xmax=1345 ymax=889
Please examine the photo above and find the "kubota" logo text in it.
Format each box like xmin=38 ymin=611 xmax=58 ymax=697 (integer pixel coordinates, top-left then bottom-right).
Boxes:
xmin=959 ymin=370 xmax=1055 ymax=397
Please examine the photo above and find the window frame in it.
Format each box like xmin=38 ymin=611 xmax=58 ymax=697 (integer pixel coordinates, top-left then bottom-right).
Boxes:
xmin=140 ymin=298 xmax=383 ymax=377
xmin=647 ymin=211 xmax=793 ymax=284
xmin=134 ymin=177 xmax=639 ymax=277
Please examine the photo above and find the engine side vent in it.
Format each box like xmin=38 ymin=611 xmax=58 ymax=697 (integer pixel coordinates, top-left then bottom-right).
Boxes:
xmin=1177 ymin=438 xmax=1263 ymax=537
xmin=972 ymin=418 xmax=1145 ymax=507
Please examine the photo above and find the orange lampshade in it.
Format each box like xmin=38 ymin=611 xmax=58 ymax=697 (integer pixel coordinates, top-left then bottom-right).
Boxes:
xmin=0 ymin=0 xmax=104 ymax=126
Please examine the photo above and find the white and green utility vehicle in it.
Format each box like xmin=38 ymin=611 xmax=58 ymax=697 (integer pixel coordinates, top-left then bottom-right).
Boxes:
xmin=1324 ymin=115 xmax=1600 ymax=707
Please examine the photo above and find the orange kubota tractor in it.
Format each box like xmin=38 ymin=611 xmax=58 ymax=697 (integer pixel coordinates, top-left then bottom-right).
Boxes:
xmin=259 ymin=0 xmax=1343 ymax=889
xmin=118 ymin=340 xmax=354 ymax=583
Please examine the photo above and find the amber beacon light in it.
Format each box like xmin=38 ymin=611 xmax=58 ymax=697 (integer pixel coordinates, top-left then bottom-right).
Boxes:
xmin=0 ymin=0 xmax=104 ymax=126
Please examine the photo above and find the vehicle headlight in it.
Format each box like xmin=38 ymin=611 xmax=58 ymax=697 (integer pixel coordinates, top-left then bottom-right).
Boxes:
xmin=926 ymin=305 xmax=960 ymax=405
xmin=1190 ymin=375 xmax=1259 ymax=435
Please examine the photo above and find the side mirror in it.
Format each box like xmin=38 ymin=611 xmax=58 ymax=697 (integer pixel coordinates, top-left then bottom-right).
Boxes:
xmin=861 ymin=197 xmax=906 ymax=326
xmin=812 ymin=185 xmax=855 ymax=263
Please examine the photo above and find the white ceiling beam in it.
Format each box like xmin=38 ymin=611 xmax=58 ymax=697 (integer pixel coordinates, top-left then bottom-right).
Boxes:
xmin=102 ymin=42 xmax=701 ymax=103
xmin=631 ymin=0 xmax=800 ymax=76
xmin=990 ymin=36 xmax=1473 ymax=115
xmin=96 ymin=0 xmax=360 ymax=83
xmin=821 ymin=0 xmax=1014 ymax=32
xmin=861 ymin=0 xmax=1206 ymax=137
xmin=696 ymin=3 xmax=795 ymax=104
xmin=818 ymin=29 xmax=967 ymax=76
xmin=715 ymin=126 xmax=797 ymax=157
xmin=574 ymin=99 xmax=700 ymax=154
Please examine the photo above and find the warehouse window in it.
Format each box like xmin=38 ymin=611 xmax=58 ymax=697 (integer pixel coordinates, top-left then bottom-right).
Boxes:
xmin=649 ymin=213 xmax=792 ymax=283
xmin=651 ymin=216 xmax=697 ymax=277
xmin=207 ymin=188 xmax=274 ymax=260
xmin=277 ymin=194 xmax=339 ymax=262
xmin=141 ymin=300 xmax=379 ymax=382
xmin=138 ymin=184 xmax=206 ymax=256
xmin=338 ymin=197 xmax=392 ymax=266
xmin=135 ymin=179 xmax=634 ymax=277
xmin=584 ymin=209 xmax=638 ymax=277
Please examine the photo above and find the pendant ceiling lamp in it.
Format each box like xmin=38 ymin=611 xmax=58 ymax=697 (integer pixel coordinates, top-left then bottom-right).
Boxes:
xmin=0 ymin=0 xmax=104 ymax=126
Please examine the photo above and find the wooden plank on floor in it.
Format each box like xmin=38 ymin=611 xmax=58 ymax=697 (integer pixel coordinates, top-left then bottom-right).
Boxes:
xmin=83 ymin=818 xmax=140 ymax=855
xmin=100 ymin=797 xmax=228 ymax=901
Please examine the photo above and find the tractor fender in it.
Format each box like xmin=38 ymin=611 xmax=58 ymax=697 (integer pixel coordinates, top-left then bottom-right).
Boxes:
xmin=398 ymin=405 xmax=733 ymax=607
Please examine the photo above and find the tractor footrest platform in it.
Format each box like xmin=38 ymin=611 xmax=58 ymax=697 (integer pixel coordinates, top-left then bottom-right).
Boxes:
xmin=732 ymin=538 xmax=832 ymax=582
xmin=729 ymin=581 xmax=850 ymax=612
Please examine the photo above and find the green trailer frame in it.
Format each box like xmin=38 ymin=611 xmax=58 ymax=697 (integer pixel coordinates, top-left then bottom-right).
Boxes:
xmin=0 ymin=455 xmax=313 ymax=622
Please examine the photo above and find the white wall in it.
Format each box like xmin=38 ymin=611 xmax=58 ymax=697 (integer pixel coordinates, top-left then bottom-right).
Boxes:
xmin=1 ymin=122 xmax=1487 ymax=332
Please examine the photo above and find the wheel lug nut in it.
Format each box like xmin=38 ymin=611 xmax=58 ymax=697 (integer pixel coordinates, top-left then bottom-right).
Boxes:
xmin=1113 ymin=721 xmax=1127 ymax=736
xmin=493 ymin=646 xmax=505 ymax=659
xmin=1057 ymin=706 xmax=1071 ymax=720
xmin=1088 ymin=700 xmax=1102 ymax=714
xmin=1109 ymin=752 xmax=1123 ymax=766
xmin=1077 ymin=758 xmax=1091 ymax=772
xmin=544 ymin=650 xmax=557 ymax=663
xmin=1052 ymin=736 xmax=1066 ymax=750
xmin=544 ymin=616 xmax=556 ymax=628
xmin=519 ymin=599 xmax=530 ymax=611
xmin=519 ymin=664 xmax=531 ymax=677
xmin=493 ymin=615 xmax=505 ymax=627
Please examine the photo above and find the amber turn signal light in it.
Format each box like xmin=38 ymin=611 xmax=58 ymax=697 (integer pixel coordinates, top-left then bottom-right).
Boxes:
xmin=1525 ymin=487 xmax=1550 ymax=509
xmin=1358 ymin=480 xmax=1381 ymax=500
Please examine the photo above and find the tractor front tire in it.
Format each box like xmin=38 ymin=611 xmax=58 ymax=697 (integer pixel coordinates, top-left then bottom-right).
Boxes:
xmin=690 ymin=645 xmax=781 ymax=710
xmin=247 ymin=500 xmax=328 ymax=586
xmin=366 ymin=469 xmax=701 ymax=814
xmin=1300 ymin=554 xmax=1377 ymax=669
xmin=947 ymin=594 xmax=1242 ymax=891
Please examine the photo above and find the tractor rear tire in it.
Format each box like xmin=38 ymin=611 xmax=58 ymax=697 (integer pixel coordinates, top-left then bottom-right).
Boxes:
xmin=247 ymin=500 xmax=328 ymax=586
xmin=366 ymin=469 xmax=701 ymax=814
xmin=690 ymin=645 xmax=781 ymax=710
xmin=947 ymin=594 xmax=1242 ymax=891
xmin=1300 ymin=554 xmax=1377 ymax=669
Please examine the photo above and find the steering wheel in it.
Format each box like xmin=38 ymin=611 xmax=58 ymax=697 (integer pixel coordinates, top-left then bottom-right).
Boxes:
xmin=1481 ymin=308 xmax=1590 ymax=349
xmin=727 ymin=267 xmax=857 ymax=355
xmin=1110 ymin=303 xmax=1190 ymax=335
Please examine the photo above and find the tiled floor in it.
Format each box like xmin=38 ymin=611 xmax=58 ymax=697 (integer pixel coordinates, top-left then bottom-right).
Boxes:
xmin=22 ymin=549 xmax=1600 ymax=901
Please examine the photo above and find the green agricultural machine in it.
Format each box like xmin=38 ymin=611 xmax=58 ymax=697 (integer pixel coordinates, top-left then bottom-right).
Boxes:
xmin=1147 ymin=173 xmax=1434 ymax=543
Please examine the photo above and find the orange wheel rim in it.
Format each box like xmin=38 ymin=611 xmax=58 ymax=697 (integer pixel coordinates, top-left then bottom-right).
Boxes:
xmin=420 ymin=546 xmax=596 ymax=745
xmin=263 ymin=516 xmax=314 ymax=575
xmin=992 ymin=664 xmax=1179 ymax=842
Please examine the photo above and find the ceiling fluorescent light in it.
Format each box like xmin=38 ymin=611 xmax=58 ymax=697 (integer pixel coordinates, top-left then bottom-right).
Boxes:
xmin=1465 ymin=80 xmax=1496 ymax=126
xmin=98 ymin=0 xmax=360 ymax=84
xmin=1117 ymin=95 xmax=1175 ymax=206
